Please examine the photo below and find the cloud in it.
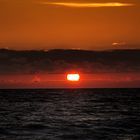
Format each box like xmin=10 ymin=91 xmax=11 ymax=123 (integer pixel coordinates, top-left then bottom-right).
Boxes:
xmin=0 ymin=49 xmax=140 ymax=74
xmin=39 ymin=2 xmax=135 ymax=8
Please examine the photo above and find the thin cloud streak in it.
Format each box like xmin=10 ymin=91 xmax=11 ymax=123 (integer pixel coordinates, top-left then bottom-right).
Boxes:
xmin=40 ymin=2 xmax=135 ymax=8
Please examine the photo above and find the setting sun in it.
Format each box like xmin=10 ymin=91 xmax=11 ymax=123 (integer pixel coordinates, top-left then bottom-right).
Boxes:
xmin=67 ymin=74 xmax=80 ymax=81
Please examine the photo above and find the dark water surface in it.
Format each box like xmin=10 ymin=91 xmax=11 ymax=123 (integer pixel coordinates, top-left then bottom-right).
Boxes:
xmin=0 ymin=89 xmax=140 ymax=140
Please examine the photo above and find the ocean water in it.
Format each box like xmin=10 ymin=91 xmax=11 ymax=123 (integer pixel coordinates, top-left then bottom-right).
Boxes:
xmin=0 ymin=89 xmax=140 ymax=140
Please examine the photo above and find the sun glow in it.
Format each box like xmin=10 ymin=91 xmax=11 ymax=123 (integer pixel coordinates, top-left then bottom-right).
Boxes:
xmin=67 ymin=74 xmax=80 ymax=81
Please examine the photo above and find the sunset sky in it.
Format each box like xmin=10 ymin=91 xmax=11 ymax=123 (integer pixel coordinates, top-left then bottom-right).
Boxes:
xmin=0 ymin=0 xmax=140 ymax=50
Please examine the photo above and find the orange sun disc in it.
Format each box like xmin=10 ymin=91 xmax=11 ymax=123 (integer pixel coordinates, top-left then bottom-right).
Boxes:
xmin=67 ymin=74 xmax=80 ymax=81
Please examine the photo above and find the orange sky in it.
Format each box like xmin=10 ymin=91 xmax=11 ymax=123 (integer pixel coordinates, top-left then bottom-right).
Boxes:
xmin=0 ymin=0 xmax=140 ymax=50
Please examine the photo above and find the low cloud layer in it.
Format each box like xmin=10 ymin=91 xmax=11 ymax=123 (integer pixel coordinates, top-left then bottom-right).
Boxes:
xmin=0 ymin=49 xmax=139 ymax=74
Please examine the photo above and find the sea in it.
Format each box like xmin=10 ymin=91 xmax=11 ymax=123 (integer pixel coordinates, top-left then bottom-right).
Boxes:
xmin=0 ymin=89 xmax=139 ymax=140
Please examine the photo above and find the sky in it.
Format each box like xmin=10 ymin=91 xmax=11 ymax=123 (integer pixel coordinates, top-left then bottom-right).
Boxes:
xmin=0 ymin=0 xmax=140 ymax=50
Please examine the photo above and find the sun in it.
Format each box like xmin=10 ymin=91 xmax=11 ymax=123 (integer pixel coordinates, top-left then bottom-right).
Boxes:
xmin=67 ymin=74 xmax=80 ymax=81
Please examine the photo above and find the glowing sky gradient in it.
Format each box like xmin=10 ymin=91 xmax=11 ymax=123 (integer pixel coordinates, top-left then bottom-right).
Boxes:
xmin=41 ymin=2 xmax=134 ymax=8
xmin=0 ymin=0 xmax=140 ymax=50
